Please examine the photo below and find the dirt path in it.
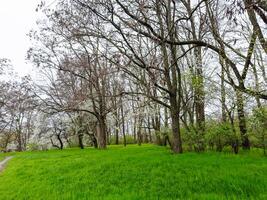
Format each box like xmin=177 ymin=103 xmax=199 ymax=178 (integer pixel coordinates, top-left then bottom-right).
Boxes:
xmin=0 ymin=156 xmax=13 ymax=173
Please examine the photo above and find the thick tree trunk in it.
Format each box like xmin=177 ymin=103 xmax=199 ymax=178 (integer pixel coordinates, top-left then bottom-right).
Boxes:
xmin=170 ymin=110 xmax=182 ymax=153
xmin=17 ymin=132 xmax=23 ymax=152
xmin=97 ymin=116 xmax=107 ymax=149
xmin=78 ymin=133 xmax=84 ymax=149
xmin=195 ymin=63 xmax=204 ymax=106
xmin=236 ymin=90 xmax=250 ymax=150
xmin=194 ymin=47 xmax=205 ymax=152
xmin=169 ymin=94 xmax=183 ymax=153
xmin=152 ymin=114 xmax=161 ymax=145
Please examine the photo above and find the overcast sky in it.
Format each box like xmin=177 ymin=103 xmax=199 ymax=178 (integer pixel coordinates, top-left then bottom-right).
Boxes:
xmin=0 ymin=0 xmax=42 ymax=77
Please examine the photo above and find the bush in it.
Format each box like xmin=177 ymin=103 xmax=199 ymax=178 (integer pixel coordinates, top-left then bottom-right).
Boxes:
xmin=205 ymin=121 xmax=239 ymax=153
xmin=249 ymin=106 xmax=267 ymax=155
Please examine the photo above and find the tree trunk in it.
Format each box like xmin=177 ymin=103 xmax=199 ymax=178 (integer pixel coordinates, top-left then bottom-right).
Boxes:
xmin=162 ymin=106 xmax=169 ymax=146
xmin=194 ymin=47 xmax=205 ymax=151
xmin=107 ymin=127 xmax=111 ymax=145
xmin=78 ymin=133 xmax=84 ymax=149
xmin=147 ymin=117 xmax=152 ymax=143
xmin=230 ymin=122 xmax=239 ymax=154
xmin=121 ymin=97 xmax=126 ymax=147
xmin=114 ymin=109 xmax=119 ymax=145
xmin=251 ymin=59 xmax=262 ymax=108
xmin=115 ymin=123 xmax=119 ymax=145
xmin=137 ymin=128 xmax=142 ymax=146
xmin=220 ymin=57 xmax=227 ymax=122
xmin=236 ymin=90 xmax=250 ymax=150
xmin=97 ymin=115 xmax=107 ymax=149
xmin=133 ymin=116 xmax=137 ymax=143
xmin=152 ymin=114 xmax=161 ymax=145
xmin=54 ymin=134 xmax=63 ymax=150
xmin=17 ymin=131 xmax=23 ymax=152
xmin=137 ymin=117 xmax=143 ymax=146
xmin=169 ymin=94 xmax=183 ymax=153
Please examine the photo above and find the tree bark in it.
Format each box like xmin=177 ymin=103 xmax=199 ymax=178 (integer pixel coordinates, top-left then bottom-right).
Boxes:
xmin=56 ymin=134 xmax=64 ymax=150
xmin=236 ymin=90 xmax=250 ymax=149
xmin=169 ymin=94 xmax=183 ymax=153
xmin=220 ymin=56 xmax=227 ymax=122
xmin=120 ymin=97 xmax=126 ymax=147
xmin=97 ymin=115 xmax=107 ymax=149
xmin=78 ymin=133 xmax=84 ymax=149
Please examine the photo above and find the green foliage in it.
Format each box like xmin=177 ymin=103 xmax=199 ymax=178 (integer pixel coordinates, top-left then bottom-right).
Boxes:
xmin=123 ymin=135 xmax=136 ymax=144
xmin=109 ymin=135 xmax=136 ymax=145
xmin=249 ymin=106 xmax=267 ymax=155
xmin=205 ymin=121 xmax=239 ymax=152
xmin=0 ymin=145 xmax=267 ymax=199
xmin=181 ymin=126 xmax=206 ymax=151
xmin=181 ymin=126 xmax=199 ymax=150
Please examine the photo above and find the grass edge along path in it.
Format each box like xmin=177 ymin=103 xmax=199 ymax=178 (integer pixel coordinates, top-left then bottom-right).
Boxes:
xmin=0 ymin=156 xmax=13 ymax=173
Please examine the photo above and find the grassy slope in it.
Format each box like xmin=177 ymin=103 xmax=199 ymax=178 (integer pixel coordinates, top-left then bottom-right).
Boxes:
xmin=0 ymin=145 xmax=266 ymax=200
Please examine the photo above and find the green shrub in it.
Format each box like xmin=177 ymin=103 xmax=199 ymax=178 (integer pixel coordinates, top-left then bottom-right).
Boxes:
xmin=249 ymin=106 xmax=267 ymax=155
xmin=205 ymin=121 xmax=239 ymax=153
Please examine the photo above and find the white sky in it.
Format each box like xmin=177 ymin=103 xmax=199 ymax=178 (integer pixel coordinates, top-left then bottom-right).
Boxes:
xmin=0 ymin=0 xmax=41 ymax=77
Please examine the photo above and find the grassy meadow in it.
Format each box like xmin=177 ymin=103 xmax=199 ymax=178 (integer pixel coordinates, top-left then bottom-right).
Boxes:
xmin=0 ymin=145 xmax=266 ymax=200
xmin=0 ymin=154 xmax=4 ymax=162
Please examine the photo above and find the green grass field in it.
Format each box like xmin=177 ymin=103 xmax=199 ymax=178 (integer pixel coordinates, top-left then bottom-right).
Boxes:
xmin=0 ymin=154 xmax=4 ymax=161
xmin=0 ymin=145 xmax=266 ymax=200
